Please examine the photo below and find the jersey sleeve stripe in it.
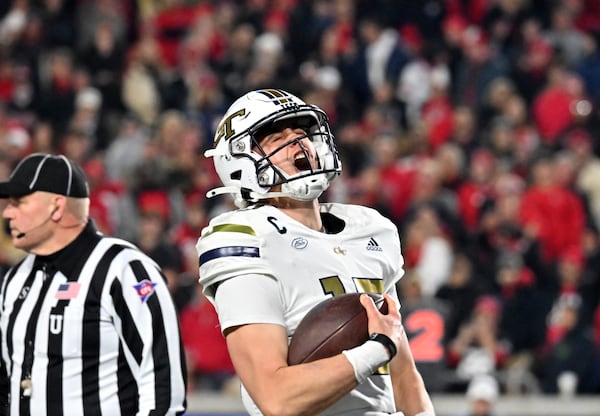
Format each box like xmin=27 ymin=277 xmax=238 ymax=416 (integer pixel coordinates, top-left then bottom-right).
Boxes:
xmin=82 ymin=244 xmax=125 ymax=416
xmin=110 ymin=279 xmax=144 ymax=365
xmin=117 ymin=343 xmax=138 ymax=415
xmin=200 ymin=246 xmax=260 ymax=264
xmin=203 ymin=223 xmax=256 ymax=237
xmin=129 ymin=260 xmax=175 ymax=415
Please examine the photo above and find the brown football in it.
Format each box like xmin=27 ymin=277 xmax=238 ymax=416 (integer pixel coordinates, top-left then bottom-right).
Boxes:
xmin=287 ymin=292 xmax=388 ymax=365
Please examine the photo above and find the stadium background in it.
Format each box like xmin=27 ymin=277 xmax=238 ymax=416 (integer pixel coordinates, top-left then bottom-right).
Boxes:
xmin=1 ymin=0 xmax=600 ymax=414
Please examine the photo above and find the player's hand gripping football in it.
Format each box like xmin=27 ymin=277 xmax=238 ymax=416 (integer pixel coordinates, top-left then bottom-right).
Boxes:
xmin=360 ymin=293 xmax=404 ymax=357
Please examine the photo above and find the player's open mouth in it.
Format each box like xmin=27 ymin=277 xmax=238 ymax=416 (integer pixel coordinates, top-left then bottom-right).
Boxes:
xmin=294 ymin=154 xmax=312 ymax=171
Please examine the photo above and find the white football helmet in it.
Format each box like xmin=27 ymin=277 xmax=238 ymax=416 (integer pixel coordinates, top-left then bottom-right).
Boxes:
xmin=205 ymin=89 xmax=342 ymax=207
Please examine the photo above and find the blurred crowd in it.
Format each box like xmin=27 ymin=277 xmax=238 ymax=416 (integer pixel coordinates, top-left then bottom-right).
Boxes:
xmin=1 ymin=0 xmax=600 ymax=398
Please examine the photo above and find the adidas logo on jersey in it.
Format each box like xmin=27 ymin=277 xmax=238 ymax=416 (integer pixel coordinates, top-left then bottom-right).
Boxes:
xmin=366 ymin=238 xmax=383 ymax=252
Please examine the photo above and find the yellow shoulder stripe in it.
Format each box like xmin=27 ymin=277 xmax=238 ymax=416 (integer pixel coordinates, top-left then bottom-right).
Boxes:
xmin=204 ymin=223 xmax=256 ymax=238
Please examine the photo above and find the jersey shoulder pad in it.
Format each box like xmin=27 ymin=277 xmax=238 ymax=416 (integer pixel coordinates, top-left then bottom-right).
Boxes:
xmin=325 ymin=203 xmax=398 ymax=233
xmin=198 ymin=209 xmax=268 ymax=244
xmin=196 ymin=209 xmax=273 ymax=297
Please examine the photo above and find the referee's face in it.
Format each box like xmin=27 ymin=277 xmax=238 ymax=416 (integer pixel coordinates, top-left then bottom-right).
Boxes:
xmin=3 ymin=192 xmax=56 ymax=252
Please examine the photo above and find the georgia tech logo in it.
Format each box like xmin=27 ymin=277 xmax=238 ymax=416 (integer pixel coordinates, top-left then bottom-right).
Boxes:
xmin=214 ymin=109 xmax=247 ymax=147
xmin=333 ymin=246 xmax=347 ymax=255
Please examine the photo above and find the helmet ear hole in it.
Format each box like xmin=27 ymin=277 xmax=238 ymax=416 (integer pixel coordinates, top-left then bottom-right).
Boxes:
xmin=231 ymin=170 xmax=242 ymax=180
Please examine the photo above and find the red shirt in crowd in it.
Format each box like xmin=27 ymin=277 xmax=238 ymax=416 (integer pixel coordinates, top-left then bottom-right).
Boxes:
xmin=519 ymin=185 xmax=586 ymax=262
xmin=179 ymin=296 xmax=235 ymax=375
xmin=532 ymin=85 xmax=574 ymax=144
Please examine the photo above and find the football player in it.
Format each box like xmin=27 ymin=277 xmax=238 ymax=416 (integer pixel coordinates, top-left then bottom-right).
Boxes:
xmin=196 ymin=89 xmax=435 ymax=416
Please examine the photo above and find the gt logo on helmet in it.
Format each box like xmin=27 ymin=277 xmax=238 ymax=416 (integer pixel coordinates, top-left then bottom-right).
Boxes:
xmin=214 ymin=109 xmax=246 ymax=147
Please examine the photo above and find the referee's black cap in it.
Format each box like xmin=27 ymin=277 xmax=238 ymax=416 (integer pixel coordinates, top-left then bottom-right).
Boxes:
xmin=0 ymin=153 xmax=89 ymax=198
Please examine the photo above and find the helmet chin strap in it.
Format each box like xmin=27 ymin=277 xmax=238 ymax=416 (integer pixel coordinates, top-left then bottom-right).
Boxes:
xmin=280 ymin=173 xmax=328 ymax=200
xmin=206 ymin=174 xmax=328 ymax=205
xmin=206 ymin=186 xmax=315 ymax=202
xmin=206 ymin=186 xmax=287 ymax=200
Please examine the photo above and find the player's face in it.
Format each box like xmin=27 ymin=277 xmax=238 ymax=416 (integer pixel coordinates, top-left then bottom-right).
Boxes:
xmin=255 ymin=120 xmax=318 ymax=177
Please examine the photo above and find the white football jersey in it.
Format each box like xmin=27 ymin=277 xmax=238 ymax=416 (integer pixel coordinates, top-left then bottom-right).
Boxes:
xmin=196 ymin=202 xmax=405 ymax=415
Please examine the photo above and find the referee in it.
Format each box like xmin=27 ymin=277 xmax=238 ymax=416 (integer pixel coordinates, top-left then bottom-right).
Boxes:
xmin=0 ymin=153 xmax=187 ymax=415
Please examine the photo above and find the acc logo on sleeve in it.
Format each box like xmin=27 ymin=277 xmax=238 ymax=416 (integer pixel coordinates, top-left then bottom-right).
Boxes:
xmin=133 ymin=280 xmax=157 ymax=302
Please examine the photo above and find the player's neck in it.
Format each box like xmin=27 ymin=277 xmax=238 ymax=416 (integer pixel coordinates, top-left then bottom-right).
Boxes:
xmin=272 ymin=198 xmax=323 ymax=232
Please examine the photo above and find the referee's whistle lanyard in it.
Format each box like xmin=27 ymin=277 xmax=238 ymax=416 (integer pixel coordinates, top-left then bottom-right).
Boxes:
xmin=19 ymin=263 xmax=54 ymax=409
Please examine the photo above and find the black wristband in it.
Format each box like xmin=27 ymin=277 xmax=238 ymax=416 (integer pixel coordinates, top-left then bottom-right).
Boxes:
xmin=369 ymin=333 xmax=397 ymax=359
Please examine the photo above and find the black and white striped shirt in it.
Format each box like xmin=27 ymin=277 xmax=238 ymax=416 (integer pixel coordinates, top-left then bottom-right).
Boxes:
xmin=0 ymin=221 xmax=187 ymax=415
